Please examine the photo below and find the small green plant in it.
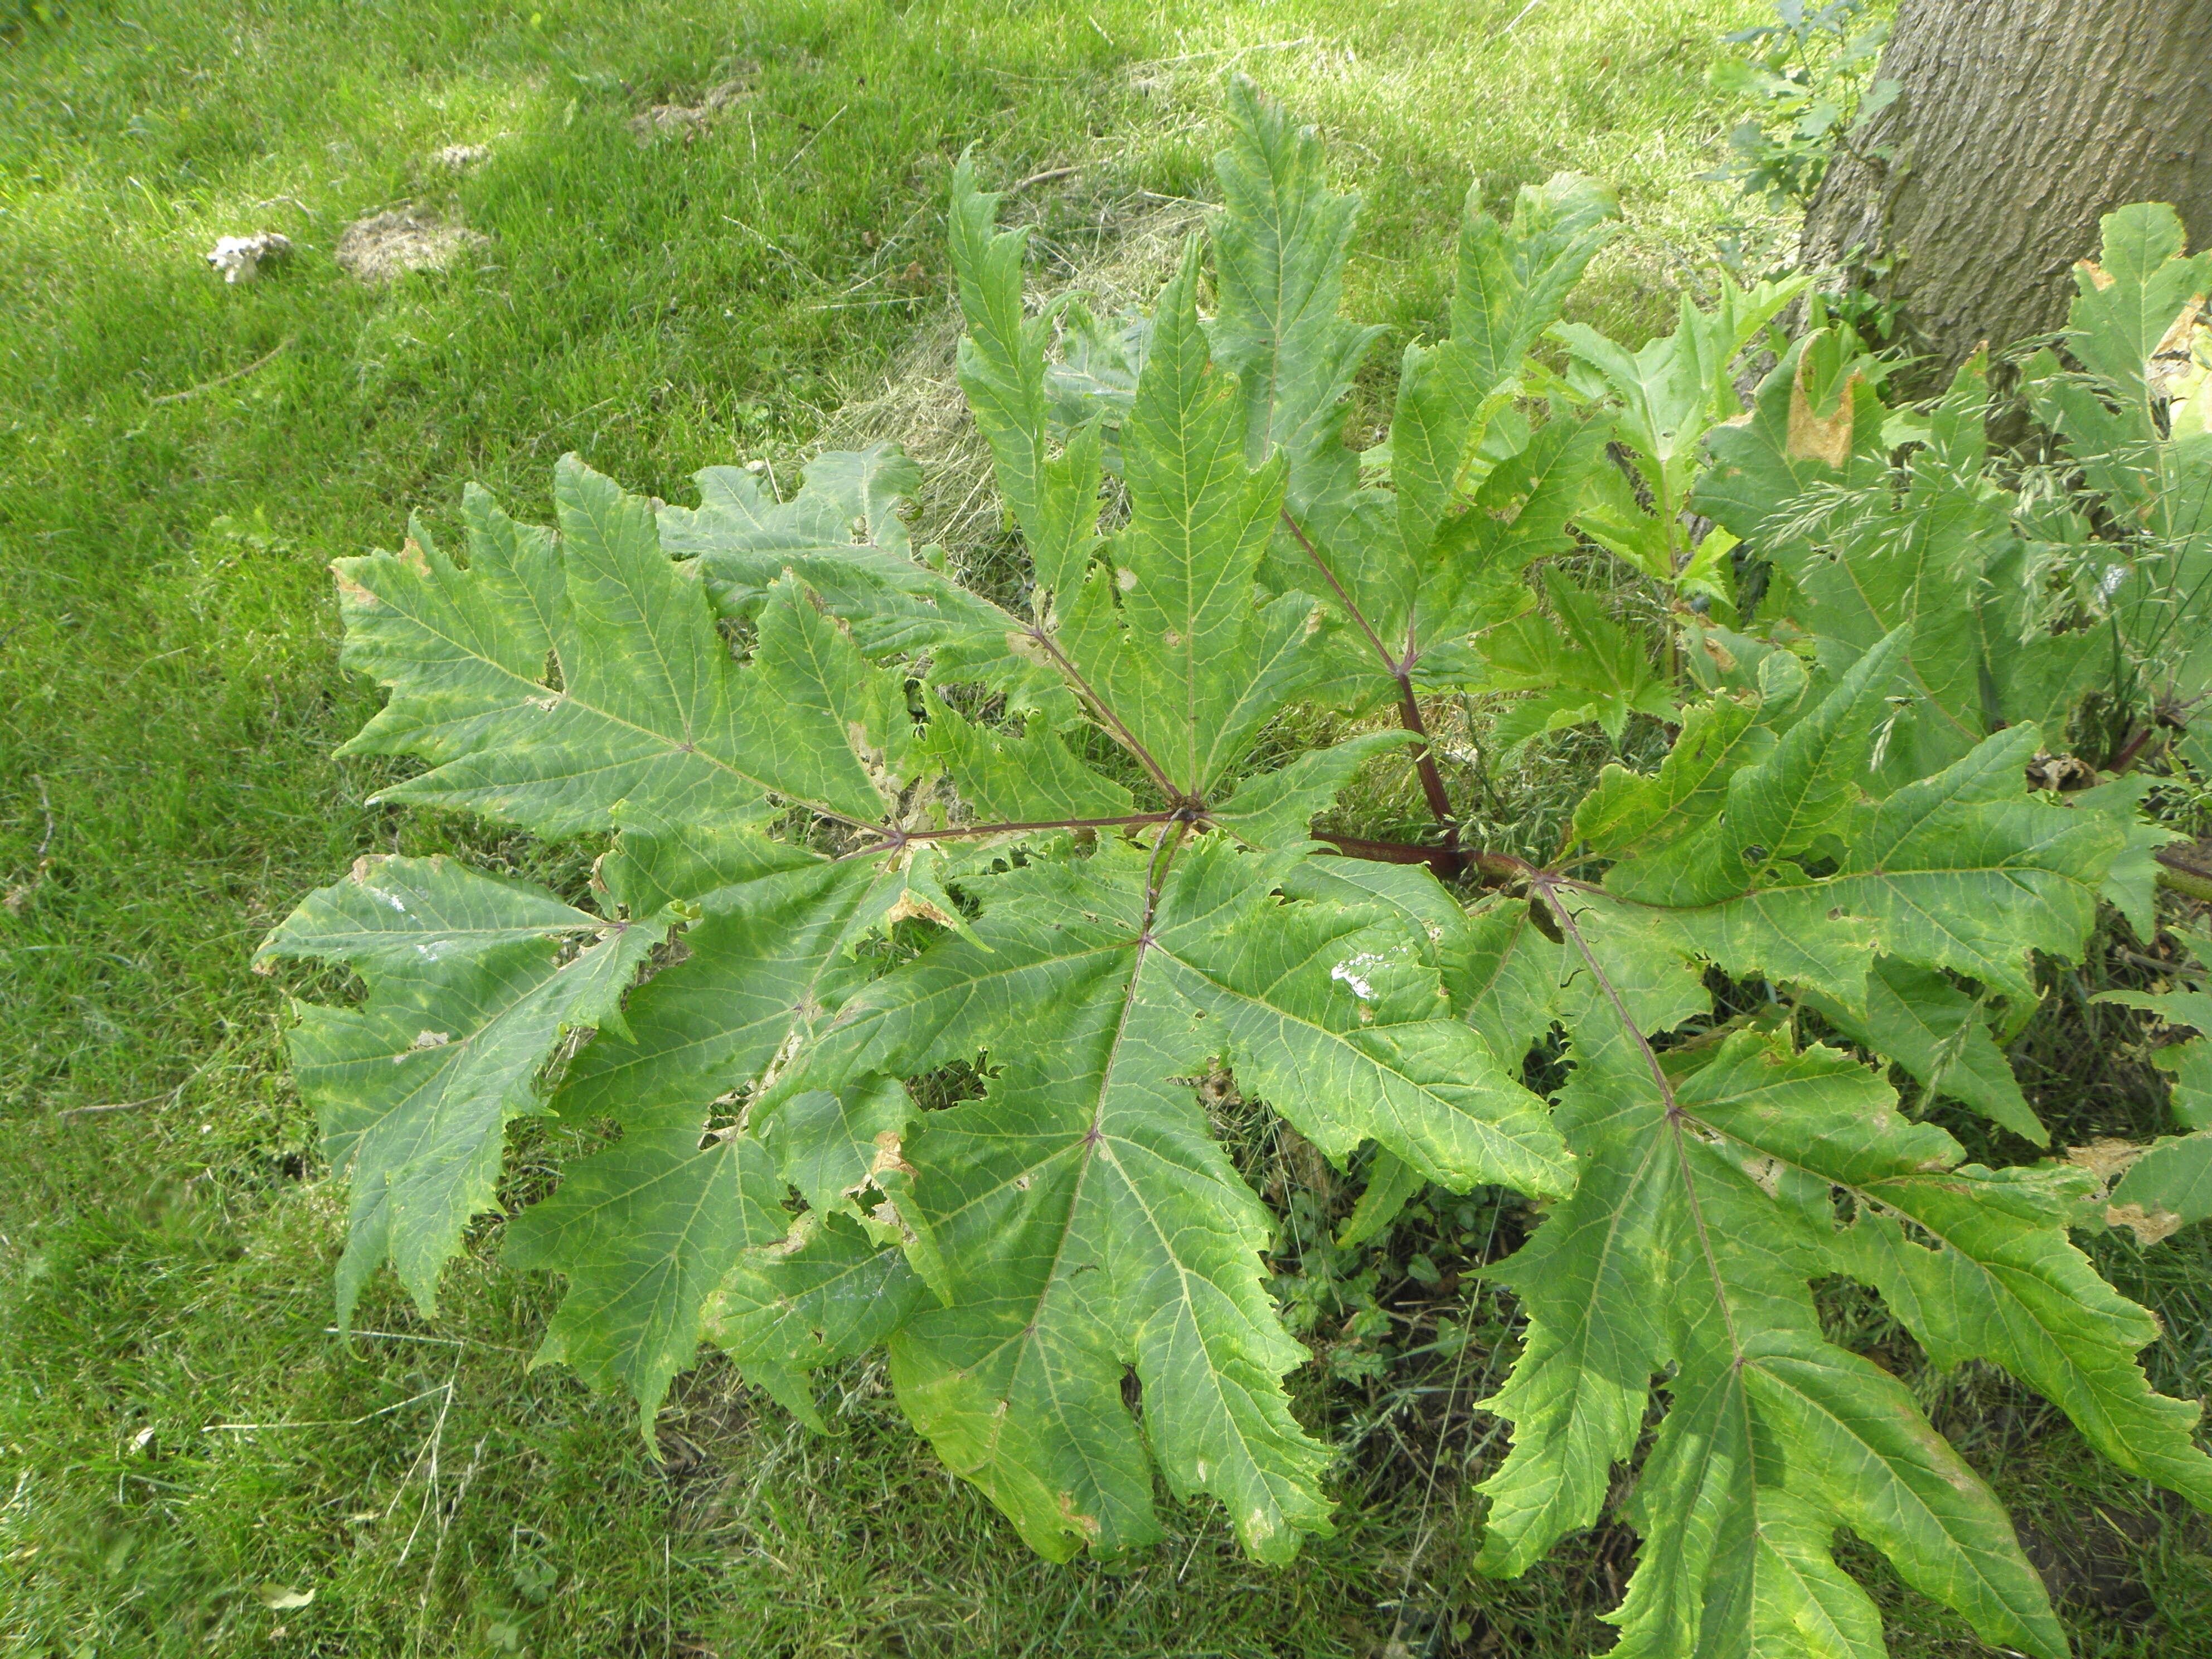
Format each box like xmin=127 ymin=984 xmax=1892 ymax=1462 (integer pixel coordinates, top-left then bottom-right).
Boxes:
xmin=1707 ymin=0 xmax=1898 ymax=210
xmin=2092 ymin=922 xmax=2212 ymax=1241
xmin=264 ymin=80 xmax=2212 ymax=1658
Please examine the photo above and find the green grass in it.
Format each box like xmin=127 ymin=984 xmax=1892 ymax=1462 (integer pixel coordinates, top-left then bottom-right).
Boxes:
xmin=2 ymin=0 xmax=2207 ymax=1655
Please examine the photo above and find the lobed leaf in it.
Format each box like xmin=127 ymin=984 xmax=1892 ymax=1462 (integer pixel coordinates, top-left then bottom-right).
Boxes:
xmin=1209 ymin=73 xmax=1386 ymax=510
xmin=259 ymin=855 xmax=656 ymax=1323
xmin=336 ymin=462 xmax=928 ymax=838
xmin=502 ymin=1123 xmax=791 ymax=1432
xmin=781 ymin=837 xmax=1563 ymax=1555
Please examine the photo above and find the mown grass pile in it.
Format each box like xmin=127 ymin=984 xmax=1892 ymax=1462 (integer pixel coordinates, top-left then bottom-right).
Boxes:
xmin=2 ymin=1 xmax=2206 ymax=1655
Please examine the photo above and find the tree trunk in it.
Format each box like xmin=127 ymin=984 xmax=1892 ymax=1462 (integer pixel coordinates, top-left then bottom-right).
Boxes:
xmin=1803 ymin=0 xmax=2212 ymax=380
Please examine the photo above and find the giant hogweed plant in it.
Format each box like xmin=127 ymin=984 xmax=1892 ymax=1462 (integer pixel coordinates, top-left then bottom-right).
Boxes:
xmin=264 ymin=81 xmax=2212 ymax=1657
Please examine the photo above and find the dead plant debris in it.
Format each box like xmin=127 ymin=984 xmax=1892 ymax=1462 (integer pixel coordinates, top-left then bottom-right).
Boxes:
xmin=205 ymin=231 xmax=293 ymax=284
xmin=813 ymin=190 xmax=1201 ymax=584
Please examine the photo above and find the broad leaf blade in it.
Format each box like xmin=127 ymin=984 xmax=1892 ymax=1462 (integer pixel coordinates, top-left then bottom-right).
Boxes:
xmin=503 ymin=1123 xmax=791 ymax=1430
xmin=1151 ymin=842 xmax=1571 ymax=1197
xmin=1836 ymin=1161 xmax=2212 ymax=1505
xmin=1805 ymin=957 xmax=2045 ymax=1143
xmin=710 ymin=1211 xmax=926 ymax=1428
xmin=264 ymin=855 xmax=655 ymax=1322
xmin=556 ymin=860 xmax=899 ymax=1128
xmin=801 ymin=838 xmax=1566 ymax=1558
xmin=665 ymin=446 xmax=1075 ymax=722
xmin=1479 ymin=959 xmax=2076 ymax=1659
xmin=1599 ymin=707 xmax=2121 ymax=1005
xmin=337 ymin=460 xmax=916 ymax=837
xmin=887 ymin=969 xmax=1330 ymax=1562
xmin=1473 ymin=1015 xmax=1673 ymax=1576
xmin=1209 ymin=74 xmax=1385 ymax=508
xmin=1101 ymin=239 xmax=1299 ymax=792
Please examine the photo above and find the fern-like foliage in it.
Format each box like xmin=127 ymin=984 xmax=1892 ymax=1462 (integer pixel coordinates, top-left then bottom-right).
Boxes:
xmin=264 ymin=80 xmax=2212 ymax=1657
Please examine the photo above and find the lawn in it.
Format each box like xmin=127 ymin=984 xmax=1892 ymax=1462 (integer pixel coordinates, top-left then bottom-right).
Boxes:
xmin=2 ymin=1 xmax=2207 ymax=1655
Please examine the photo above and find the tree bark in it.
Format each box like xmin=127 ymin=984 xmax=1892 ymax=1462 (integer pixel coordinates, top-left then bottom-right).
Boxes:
xmin=1804 ymin=0 xmax=2212 ymax=380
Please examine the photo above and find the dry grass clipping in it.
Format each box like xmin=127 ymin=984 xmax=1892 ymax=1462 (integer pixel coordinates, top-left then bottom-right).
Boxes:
xmin=815 ymin=187 xmax=1205 ymax=591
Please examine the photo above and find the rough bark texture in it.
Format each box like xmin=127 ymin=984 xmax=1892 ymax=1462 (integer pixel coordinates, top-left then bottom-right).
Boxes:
xmin=1804 ymin=0 xmax=2212 ymax=377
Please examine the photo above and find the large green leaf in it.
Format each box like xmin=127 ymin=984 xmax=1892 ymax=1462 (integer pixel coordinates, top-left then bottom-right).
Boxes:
xmin=1692 ymin=326 xmax=1890 ymax=556
xmin=658 ymin=443 xmax=1074 ymax=722
xmin=1836 ymin=1160 xmax=2212 ymax=1507
xmin=2061 ymin=202 xmax=2212 ymax=410
xmin=779 ymin=836 xmax=1565 ymax=1556
xmin=1470 ymin=646 xmax=2209 ymax=1650
xmin=502 ymin=1123 xmax=790 ymax=1430
xmin=709 ymin=1210 xmax=925 ymax=1427
xmin=1804 ymin=956 xmax=2045 ymax=1143
xmin=1582 ymin=644 xmax=2124 ymax=1004
xmin=886 ymin=969 xmax=1330 ymax=1562
xmin=1208 ymin=73 xmax=1386 ymax=511
xmin=262 ymin=83 xmax=2212 ymax=1643
xmin=1451 ymin=173 xmax=1619 ymax=397
xmin=952 ymin=166 xmax=1331 ymax=800
xmin=336 ymin=463 xmax=930 ymax=837
xmin=1479 ymin=1012 xmax=2154 ymax=1659
xmin=259 ymin=855 xmax=657 ymax=1322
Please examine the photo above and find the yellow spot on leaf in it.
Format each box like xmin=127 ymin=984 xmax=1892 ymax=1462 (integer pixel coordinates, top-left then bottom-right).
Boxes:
xmin=884 ymin=892 xmax=957 ymax=929
xmin=2064 ymin=1137 xmax=2146 ymax=1186
xmin=1786 ymin=351 xmax=1858 ymax=468
xmin=2105 ymin=1202 xmax=2182 ymax=1246
xmin=869 ymin=1129 xmax=916 ymax=1181
xmin=1056 ymin=1490 xmax=1103 ymax=1541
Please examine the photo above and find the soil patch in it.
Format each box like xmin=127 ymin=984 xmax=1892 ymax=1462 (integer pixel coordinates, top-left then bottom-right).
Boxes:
xmin=629 ymin=71 xmax=757 ymax=146
xmin=333 ymin=206 xmax=491 ymax=283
